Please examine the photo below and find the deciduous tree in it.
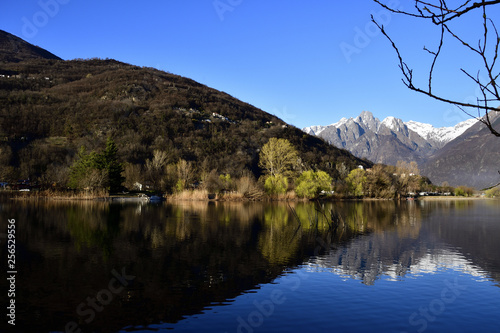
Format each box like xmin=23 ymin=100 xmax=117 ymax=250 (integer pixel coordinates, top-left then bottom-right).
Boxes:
xmin=259 ymin=138 xmax=298 ymax=178
xmin=259 ymin=138 xmax=299 ymax=195
xmin=145 ymin=150 xmax=170 ymax=191
xmin=264 ymin=174 xmax=288 ymax=195
xmin=365 ymin=164 xmax=398 ymax=199
xmin=295 ymin=170 xmax=333 ymax=198
xmin=175 ymin=159 xmax=194 ymax=192
xmin=345 ymin=168 xmax=367 ymax=197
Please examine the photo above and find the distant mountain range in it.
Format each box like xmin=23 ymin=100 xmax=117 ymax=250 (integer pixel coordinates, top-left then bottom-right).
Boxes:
xmin=303 ymin=111 xmax=476 ymax=165
xmin=304 ymin=111 xmax=500 ymax=189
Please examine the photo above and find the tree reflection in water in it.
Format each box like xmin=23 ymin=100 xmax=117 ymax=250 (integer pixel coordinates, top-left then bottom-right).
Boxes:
xmin=1 ymin=199 xmax=499 ymax=332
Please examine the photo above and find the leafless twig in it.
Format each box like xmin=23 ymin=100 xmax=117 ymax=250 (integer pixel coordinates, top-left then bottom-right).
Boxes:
xmin=372 ymin=0 xmax=500 ymax=137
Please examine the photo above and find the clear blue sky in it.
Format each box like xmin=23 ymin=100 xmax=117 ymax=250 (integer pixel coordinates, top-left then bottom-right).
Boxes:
xmin=1 ymin=0 xmax=497 ymax=128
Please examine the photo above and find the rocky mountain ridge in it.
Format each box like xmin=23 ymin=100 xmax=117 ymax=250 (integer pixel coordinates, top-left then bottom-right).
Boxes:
xmin=406 ymin=118 xmax=477 ymax=149
xmin=304 ymin=111 xmax=476 ymax=147
xmin=303 ymin=111 xmax=476 ymax=166
xmin=304 ymin=111 xmax=500 ymax=189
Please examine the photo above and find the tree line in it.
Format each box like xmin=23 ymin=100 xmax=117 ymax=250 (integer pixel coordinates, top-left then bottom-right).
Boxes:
xmin=257 ymin=139 xmax=469 ymax=199
xmin=10 ymin=136 xmax=465 ymax=200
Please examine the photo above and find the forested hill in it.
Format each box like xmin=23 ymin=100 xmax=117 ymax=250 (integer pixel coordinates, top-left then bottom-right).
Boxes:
xmin=0 ymin=29 xmax=61 ymax=62
xmin=0 ymin=30 xmax=370 ymax=188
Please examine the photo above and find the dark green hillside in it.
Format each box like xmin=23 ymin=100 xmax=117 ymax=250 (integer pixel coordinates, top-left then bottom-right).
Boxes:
xmin=0 ymin=31 xmax=370 ymax=190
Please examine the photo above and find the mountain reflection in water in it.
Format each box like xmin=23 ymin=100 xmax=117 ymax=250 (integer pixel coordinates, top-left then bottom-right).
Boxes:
xmin=0 ymin=199 xmax=499 ymax=332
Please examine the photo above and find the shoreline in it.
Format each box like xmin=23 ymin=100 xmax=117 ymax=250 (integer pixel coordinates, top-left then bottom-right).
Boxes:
xmin=419 ymin=196 xmax=492 ymax=201
xmin=3 ymin=190 xmax=496 ymax=203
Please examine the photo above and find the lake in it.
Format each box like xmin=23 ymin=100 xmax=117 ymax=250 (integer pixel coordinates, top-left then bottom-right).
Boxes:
xmin=1 ymin=198 xmax=499 ymax=332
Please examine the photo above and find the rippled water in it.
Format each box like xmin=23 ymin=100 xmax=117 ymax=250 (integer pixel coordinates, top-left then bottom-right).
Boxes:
xmin=0 ymin=199 xmax=499 ymax=332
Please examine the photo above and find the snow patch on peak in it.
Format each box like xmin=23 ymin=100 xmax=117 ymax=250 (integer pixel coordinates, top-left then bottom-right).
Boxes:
xmin=405 ymin=121 xmax=436 ymax=139
xmin=381 ymin=116 xmax=405 ymax=132
xmin=332 ymin=117 xmax=349 ymax=128
xmin=406 ymin=118 xmax=477 ymax=143
xmin=357 ymin=110 xmax=375 ymax=122
xmin=355 ymin=111 xmax=380 ymax=132
xmin=303 ymin=125 xmax=327 ymax=136
xmin=382 ymin=116 xmax=396 ymax=125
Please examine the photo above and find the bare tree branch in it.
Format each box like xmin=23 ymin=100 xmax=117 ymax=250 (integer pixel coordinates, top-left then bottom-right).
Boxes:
xmin=426 ymin=2 xmax=445 ymax=94
xmin=372 ymin=0 xmax=500 ymax=137
xmin=373 ymin=0 xmax=500 ymax=24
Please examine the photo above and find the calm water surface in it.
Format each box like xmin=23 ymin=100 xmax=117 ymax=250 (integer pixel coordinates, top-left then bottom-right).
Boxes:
xmin=0 ymin=198 xmax=499 ymax=332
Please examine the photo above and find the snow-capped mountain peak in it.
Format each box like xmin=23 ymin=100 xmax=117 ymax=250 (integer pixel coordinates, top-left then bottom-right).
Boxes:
xmin=303 ymin=111 xmax=477 ymax=146
xmin=332 ymin=117 xmax=349 ymax=128
xmin=301 ymin=111 xmax=479 ymax=166
xmin=406 ymin=118 xmax=477 ymax=144
xmin=303 ymin=125 xmax=327 ymax=136
xmin=356 ymin=111 xmax=380 ymax=132
xmin=381 ymin=116 xmax=401 ymax=131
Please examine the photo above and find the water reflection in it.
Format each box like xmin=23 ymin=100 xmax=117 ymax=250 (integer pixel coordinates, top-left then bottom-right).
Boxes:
xmin=311 ymin=200 xmax=500 ymax=286
xmin=0 ymin=199 xmax=499 ymax=332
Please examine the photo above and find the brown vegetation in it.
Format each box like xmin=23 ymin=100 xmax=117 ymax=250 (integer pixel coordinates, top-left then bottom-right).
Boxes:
xmin=0 ymin=56 xmax=370 ymax=194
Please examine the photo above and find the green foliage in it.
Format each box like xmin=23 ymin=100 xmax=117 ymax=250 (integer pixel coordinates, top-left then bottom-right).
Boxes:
xmin=264 ymin=174 xmax=288 ymax=195
xmin=454 ymin=185 xmax=474 ymax=197
xmin=68 ymin=138 xmax=124 ymax=192
xmin=259 ymin=138 xmax=299 ymax=196
xmin=259 ymin=138 xmax=298 ymax=177
xmin=103 ymin=138 xmax=125 ymax=192
xmin=219 ymin=173 xmax=232 ymax=191
xmin=259 ymin=205 xmax=301 ymax=264
xmin=485 ymin=187 xmax=500 ymax=198
xmin=68 ymin=146 xmax=103 ymax=190
xmin=345 ymin=168 xmax=366 ymax=197
xmin=295 ymin=170 xmax=332 ymax=198
xmin=175 ymin=179 xmax=185 ymax=193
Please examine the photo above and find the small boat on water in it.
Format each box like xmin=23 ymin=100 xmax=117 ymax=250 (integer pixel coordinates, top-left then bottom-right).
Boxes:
xmin=111 ymin=193 xmax=165 ymax=202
